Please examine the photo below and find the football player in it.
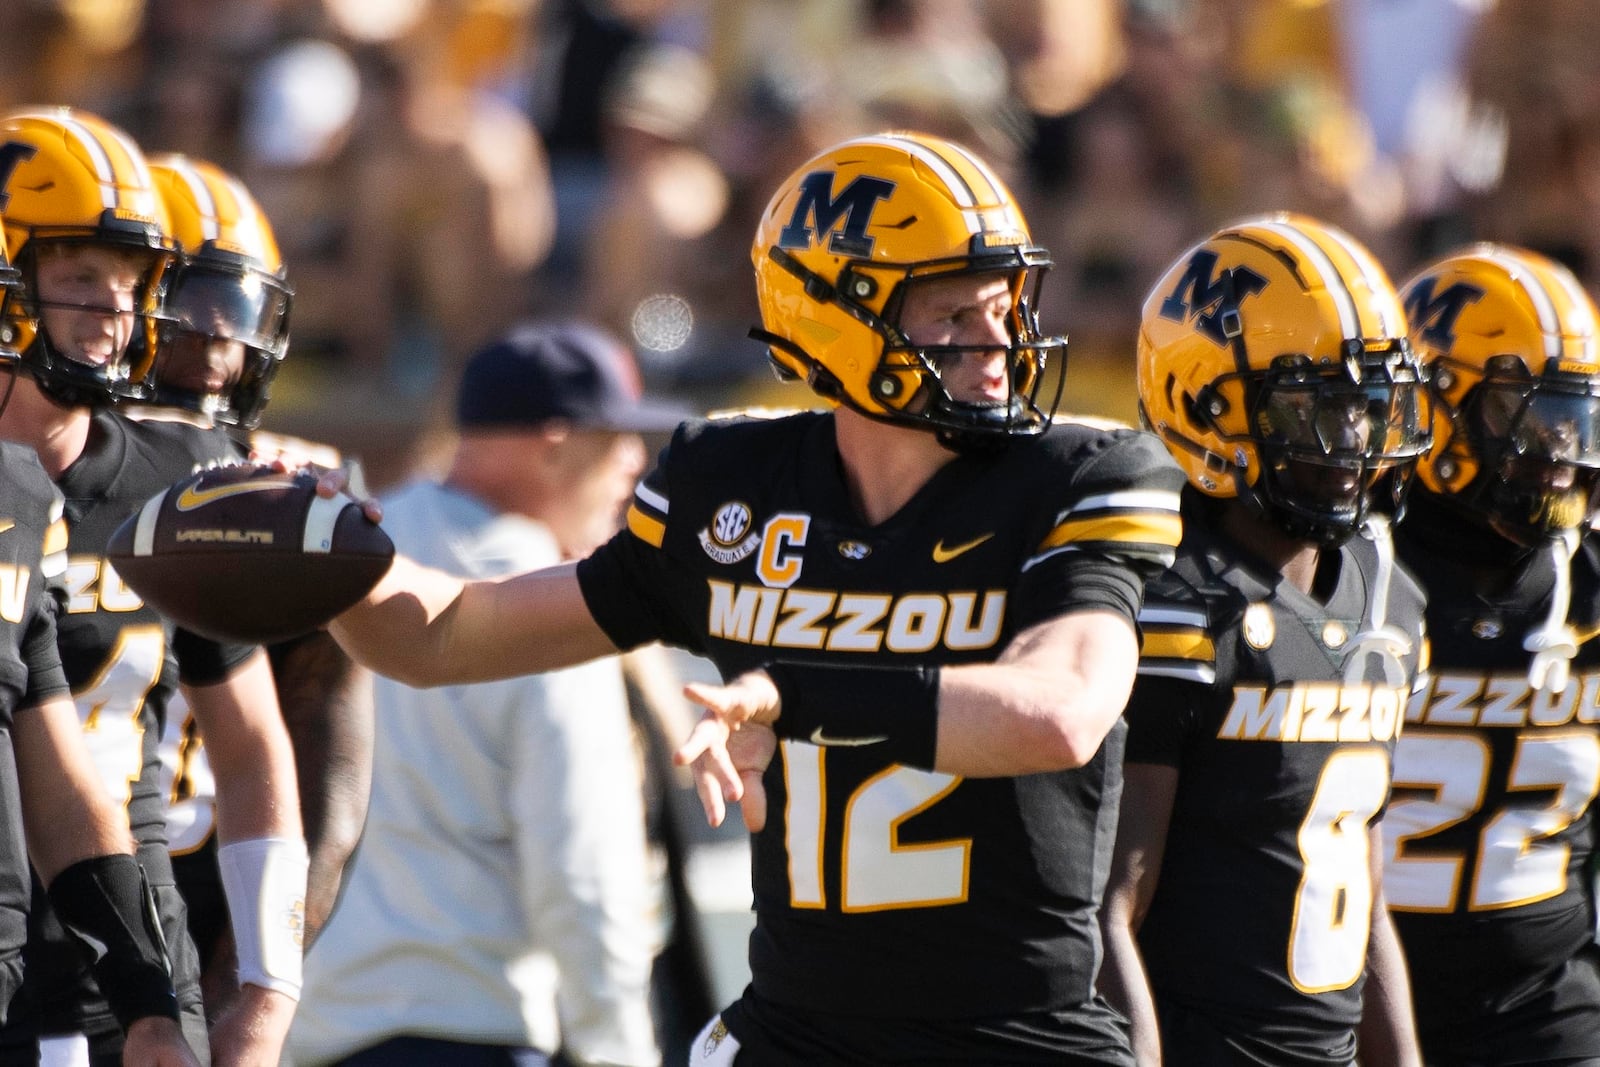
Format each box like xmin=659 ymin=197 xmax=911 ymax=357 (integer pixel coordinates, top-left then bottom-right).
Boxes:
xmin=1386 ymin=244 xmax=1600 ymax=1065
xmin=136 ymin=153 xmax=371 ymax=1012
xmin=0 ymin=108 xmax=304 ymax=1067
xmin=1100 ymin=214 xmax=1430 ymax=1066
xmin=320 ymin=131 xmax=1186 ymax=1062
xmin=0 ymin=229 xmax=198 ymax=1067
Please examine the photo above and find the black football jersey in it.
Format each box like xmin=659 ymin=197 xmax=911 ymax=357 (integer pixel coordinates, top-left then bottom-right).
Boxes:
xmin=0 ymin=444 xmax=72 ymax=1020
xmin=1125 ymin=503 xmax=1425 ymax=1066
xmin=577 ymin=411 xmax=1185 ymax=1037
xmin=13 ymin=409 xmax=252 ymax=1038
xmin=1386 ymin=495 xmax=1600 ymax=1059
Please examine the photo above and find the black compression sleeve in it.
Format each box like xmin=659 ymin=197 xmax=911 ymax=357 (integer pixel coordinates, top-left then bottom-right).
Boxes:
xmin=46 ymin=855 xmax=179 ymax=1029
xmin=764 ymin=662 xmax=941 ymax=771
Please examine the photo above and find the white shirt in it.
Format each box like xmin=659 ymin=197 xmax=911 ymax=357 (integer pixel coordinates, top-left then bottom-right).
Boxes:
xmin=289 ymin=480 xmax=662 ymax=1066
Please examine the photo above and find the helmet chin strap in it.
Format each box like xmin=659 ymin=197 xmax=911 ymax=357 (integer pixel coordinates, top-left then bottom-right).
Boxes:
xmin=1343 ymin=513 xmax=1414 ymax=689
xmin=1524 ymin=526 xmax=1581 ymax=694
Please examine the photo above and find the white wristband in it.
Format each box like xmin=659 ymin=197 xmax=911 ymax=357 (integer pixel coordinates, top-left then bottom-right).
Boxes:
xmin=218 ymin=837 xmax=309 ymax=1000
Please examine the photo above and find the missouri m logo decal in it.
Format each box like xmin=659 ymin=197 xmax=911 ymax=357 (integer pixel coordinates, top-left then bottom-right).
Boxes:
xmin=1404 ymin=278 xmax=1484 ymax=350
xmin=1158 ymin=250 xmax=1268 ymax=347
xmin=778 ymin=171 xmax=895 ymax=258
xmin=0 ymin=141 xmax=37 ymax=212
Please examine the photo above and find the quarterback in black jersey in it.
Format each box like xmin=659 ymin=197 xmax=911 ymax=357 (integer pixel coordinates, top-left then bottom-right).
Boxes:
xmin=0 ymin=108 xmax=304 ymax=1067
xmin=325 ymin=132 xmax=1184 ymax=1062
xmin=1101 ymin=215 xmax=1429 ymax=1067
xmin=1386 ymin=245 xmax=1600 ymax=1065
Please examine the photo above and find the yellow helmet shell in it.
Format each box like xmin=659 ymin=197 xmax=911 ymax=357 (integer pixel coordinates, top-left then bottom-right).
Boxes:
xmin=0 ymin=107 xmax=171 ymax=255
xmin=1401 ymin=243 xmax=1600 ymax=497
xmin=0 ymin=106 xmax=175 ymax=398
xmin=1136 ymin=212 xmax=1408 ymax=499
xmin=148 ymin=154 xmax=284 ymax=273
xmin=751 ymin=131 xmax=1043 ymax=423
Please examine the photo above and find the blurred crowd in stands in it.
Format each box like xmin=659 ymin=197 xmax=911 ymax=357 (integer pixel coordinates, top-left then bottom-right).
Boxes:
xmin=5 ymin=0 xmax=1596 ymax=486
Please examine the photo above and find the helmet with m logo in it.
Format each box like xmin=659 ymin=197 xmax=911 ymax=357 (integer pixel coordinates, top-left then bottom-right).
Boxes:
xmin=1137 ymin=213 xmax=1431 ymax=544
xmin=0 ymin=106 xmax=178 ymax=407
xmin=1402 ymin=243 xmax=1600 ymax=544
xmin=750 ymin=132 xmax=1064 ymax=453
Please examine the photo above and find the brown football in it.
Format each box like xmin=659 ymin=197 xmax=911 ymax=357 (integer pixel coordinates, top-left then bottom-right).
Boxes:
xmin=107 ymin=464 xmax=394 ymax=644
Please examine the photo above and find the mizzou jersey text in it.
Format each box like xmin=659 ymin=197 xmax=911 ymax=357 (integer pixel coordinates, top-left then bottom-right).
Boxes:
xmin=1125 ymin=507 xmax=1425 ymax=1065
xmin=0 ymin=445 xmax=72 ymax=1020
xmin=577 ymin=412 xmax=1182 ymax=1055
xmin=7 ymin=410 xmax=250 ymax=1046
xmin=1386 ymin=495 xmax=1600 ymax=1063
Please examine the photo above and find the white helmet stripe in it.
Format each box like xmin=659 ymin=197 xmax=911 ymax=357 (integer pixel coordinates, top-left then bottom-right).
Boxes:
xmin=1260 ymin=219 xmax=1360 ymax=339
xmin=59 ymin=115 xmax=118 ymax=211
xmin=873 ymin=134 xmax=988 ymax=239
xmin=224 ymin=173 xmax=270 ymax=257
xmin=1481 ymin=246 xmax=1562 ymax=363
xmin=884 ymin=134 xmax=977 ymax=209
xmin=1320 ymin=225 xmax=1400 ymax=337
xmin=172 ymin=158 xmax=221 ymax=243
xmin=940 ymin=138 xmax=1007 ymax=204
xmin=1547 ymin=257 xmax=1599 ymax=362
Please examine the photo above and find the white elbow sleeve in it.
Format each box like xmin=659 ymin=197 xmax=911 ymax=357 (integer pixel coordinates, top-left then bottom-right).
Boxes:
xmin=218 ymin=837 xmax=309 ymax=1000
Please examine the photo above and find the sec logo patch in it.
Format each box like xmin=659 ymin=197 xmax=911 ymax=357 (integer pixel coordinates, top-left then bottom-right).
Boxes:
xmin=699 ymin=501 xmax=760 ymax=564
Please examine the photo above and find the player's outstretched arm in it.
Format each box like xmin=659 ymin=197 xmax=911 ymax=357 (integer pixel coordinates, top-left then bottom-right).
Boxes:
xmin=1098 ymin=762 xmax=1177 ymax=1067
xmin=1357 ymin=823 xmax=1422 ymax=1067
xmin=931 ymin=607 xmax=1138 ymax=776
xmin=331 ymin=556 xmax=619 ymax=686
xmin=676 ymin=608 xmax=1141 ymax=822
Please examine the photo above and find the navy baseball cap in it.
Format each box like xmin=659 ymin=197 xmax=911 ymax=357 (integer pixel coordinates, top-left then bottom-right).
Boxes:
xmin=456 ymin=321 xmax=689 ymax=432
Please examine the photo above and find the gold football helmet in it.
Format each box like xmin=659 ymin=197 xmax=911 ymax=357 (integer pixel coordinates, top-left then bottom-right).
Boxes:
xmin=148 ymin=154 xmax=292 ymax=428
xmin=0 ymin=106 xmax=177 ymax=406
xmin=1402 ymin=243 xmax=1600 ymax=545
xmin=750 ymin=131 xmax=1064 ymax=452
xmin=1137 ymin=212 xmax=1430 ymax=544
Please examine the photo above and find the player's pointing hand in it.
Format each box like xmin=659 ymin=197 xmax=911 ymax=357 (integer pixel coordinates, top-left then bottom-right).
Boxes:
xmin=676 ymin=670 xmax=781 ymax=827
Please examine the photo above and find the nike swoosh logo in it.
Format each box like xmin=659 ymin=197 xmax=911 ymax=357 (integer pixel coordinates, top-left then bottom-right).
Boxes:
xmin=174 ymin=476 xmax=300 ymax=512
xmin=932 ymin=532 xmax=993 ymax=563
xmin=0 ymin=520 xmax=13 ymax=535
xmin=809 ymin=727 xmax=888 ymax=747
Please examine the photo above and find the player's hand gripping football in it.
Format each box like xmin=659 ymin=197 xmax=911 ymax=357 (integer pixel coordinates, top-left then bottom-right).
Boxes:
xmin=309 ymin=464 xmax=384 ymax=524
xmin=676 ymin=671 xmax=780 ymax=830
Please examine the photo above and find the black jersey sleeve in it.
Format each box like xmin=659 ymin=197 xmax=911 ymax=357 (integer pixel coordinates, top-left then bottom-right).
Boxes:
xmin=1010 ymin=427 xmax=1186 ymax=631
xmin=577 ymin=430 xmax=705 ymax=653
xmin=171 ymin=629 xmax=257 ymax=686
xmin=1121 ymin=555 xmax=1221 ymax=767
xmin=20 ymin=595 xmax=67 ymax=710
xmin=21 ymin=476 xmax=70 ymax=708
